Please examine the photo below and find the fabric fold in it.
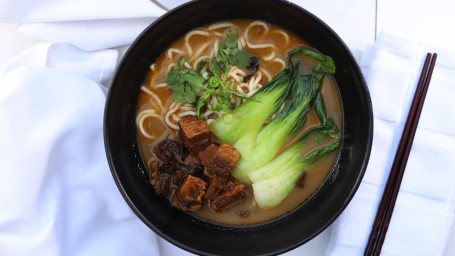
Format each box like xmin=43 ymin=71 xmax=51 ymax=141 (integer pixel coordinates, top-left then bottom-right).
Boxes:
xmin=16 ymin=18 xmax=157 ymax=51
xmin=0 ymin=0 xmax=176 ymax=51
xmin=0 ymin=43 xmax=195 ymax=256
xmin=326 ymin=32 xmax=455 ymax=256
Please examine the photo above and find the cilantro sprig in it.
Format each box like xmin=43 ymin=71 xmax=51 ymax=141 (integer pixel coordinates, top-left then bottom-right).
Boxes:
xmin=167 ymin=68 xmax=205 ymax=103
xmin=167 ymin=28 xmax=254 ymax=119
xmin=217 ymin=28 xmax=252 ymax=78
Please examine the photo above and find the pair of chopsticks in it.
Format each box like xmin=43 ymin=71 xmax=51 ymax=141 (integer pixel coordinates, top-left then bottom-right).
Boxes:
xmin=364 ymin=52 xmax=438 ymax=256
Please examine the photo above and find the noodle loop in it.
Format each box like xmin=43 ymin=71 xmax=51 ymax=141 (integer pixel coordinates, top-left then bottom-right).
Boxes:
xmin=136 ymin=109 xmax=161 ymax=139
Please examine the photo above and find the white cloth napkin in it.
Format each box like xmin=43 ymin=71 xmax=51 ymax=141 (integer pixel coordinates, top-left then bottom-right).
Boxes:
xmin=0 ymin=0 xmax=189 ymax=51
xmin=0 ymin=42 xmax=196 ymax=256
xmin=326 ymin=32 xmax=455 ymax=256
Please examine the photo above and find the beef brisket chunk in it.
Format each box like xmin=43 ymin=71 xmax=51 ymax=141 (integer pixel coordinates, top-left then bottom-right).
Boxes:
xmin=198 ymin=143 xmax=241 ymax=177
xmin=171 ymin=175 xmax=207 ymax=212
xmin=204 ymin=175 xmax=229 ymax=200
xmin=178 ymin=116 xmax=212 ymax=152
xmin=172 ymin=170 xmax=189 ymax=186
xmin=210 ymin=182 xmax=246 ymax=212
xmin=152 ymin=160 xmax=204 ymax=195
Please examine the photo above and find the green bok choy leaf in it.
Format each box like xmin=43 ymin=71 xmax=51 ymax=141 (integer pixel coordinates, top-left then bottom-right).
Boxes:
xmin=209 ymin=47 xmax=339 ymax=201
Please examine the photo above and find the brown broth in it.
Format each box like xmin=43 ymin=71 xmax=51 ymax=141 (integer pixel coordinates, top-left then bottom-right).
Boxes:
xmin=136 ymin=19 xmax=343 ymax=225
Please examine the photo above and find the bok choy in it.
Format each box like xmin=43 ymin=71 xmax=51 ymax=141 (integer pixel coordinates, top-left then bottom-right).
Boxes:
xmin=232 ymin=73 xmax=322 ymax=183
xmin=250 ymin=119 xmax=340 ymax=209
xmin=209 ymin=47 xmax=340 ymax=207
xmin=210 ymin=67 xmax=297 ymax=146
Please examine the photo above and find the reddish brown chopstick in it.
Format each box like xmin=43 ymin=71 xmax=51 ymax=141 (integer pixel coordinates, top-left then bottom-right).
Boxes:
xmin=364 ymin=52 xmax=438 ymax=256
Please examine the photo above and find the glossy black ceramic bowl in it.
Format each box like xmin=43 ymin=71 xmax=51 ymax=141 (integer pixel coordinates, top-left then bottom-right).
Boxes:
xmin=104 ymin=0 xmax=373 ymax=255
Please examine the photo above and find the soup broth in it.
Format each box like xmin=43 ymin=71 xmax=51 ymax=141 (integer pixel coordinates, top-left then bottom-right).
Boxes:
xmin=136 ymin=19 xmax=343 ymax=225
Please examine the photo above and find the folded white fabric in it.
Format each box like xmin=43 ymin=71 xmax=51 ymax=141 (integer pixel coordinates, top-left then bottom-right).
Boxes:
xmin=326 ymin=32 xmax=455 ymax=256
xmin=0 ymin=43 xmax=194 ymax=256
xmin=0 ymin=0 xmax=190 ymax=51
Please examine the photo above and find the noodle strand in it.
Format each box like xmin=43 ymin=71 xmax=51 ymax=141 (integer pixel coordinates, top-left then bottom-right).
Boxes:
xmin=136 ymin=109 xmax=161 ymax=139
xmin=184 ymin=30 xmax=210 ymax=56
xmin=141 ymin=86 xmax=163 ymax=108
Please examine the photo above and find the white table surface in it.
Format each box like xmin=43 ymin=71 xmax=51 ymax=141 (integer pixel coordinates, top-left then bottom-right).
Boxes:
xmin=1 ymin=0 xmax=454 ymax=255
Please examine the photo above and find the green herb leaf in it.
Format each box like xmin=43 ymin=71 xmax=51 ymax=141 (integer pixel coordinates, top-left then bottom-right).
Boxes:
xmin=208 ymin=76 xmax=220 ymax=88
xmin=217 ymin=27 xmax=252 ymax=74
xmin=177 ymin=56 xmax=188 ymax=68
xmin=211 ymin=103 xmax=221 ymax=112
xmin=167 ymin=28 xmax=254 ymax=119
xmin=197 ymin=60 xmax=208 ymax=72
xmin=225 ymin=28 xmax=238 ymax=48
xmin=167 ymin=68 xmax=205 ymax=103
xmin=167 ymin=69 xmax=178 ymax=84
xmin=236 ymin=50 xmax=252 ymax=68
xmin=210 ymin=60 xmax=222 ymax=77
xmin=195 ymin=88 xmax=214 ymax=119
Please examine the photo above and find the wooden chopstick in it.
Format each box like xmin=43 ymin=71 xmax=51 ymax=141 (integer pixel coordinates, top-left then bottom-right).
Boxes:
xmin=364 ymin=52 xmax=438 ymax=256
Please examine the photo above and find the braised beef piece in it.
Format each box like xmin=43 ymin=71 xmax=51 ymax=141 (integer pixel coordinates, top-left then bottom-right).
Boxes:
xmin=178 ymin=116 xmax=212 ymax=152
xmin=173 ymin=170 xmax=189 ymax=185
xmin=210 ymin=182 xmax=246 ymax=212
xmin=170 ymin=162 xmax=204 ymax=185
xmin=150 ymin=161 xmax=173 ymax=196
xmin=150 ymin=155 xmax=203 ymax=196
xmin=204 ymin=175 xmax=229 ymax=200
xmin=183 ymin=153 xmax=201 ymax=166
xmin=197 ymin=144 xmax=218 ymax=177
xmin=296 ymin=171 xmax=306 ymax=187
xmin=205 ymin=172 xmax=246 ymax=212
xmin=171 ymin=175 xmax=207 ymax=212
xmin=151 ymin=119 xmax=246 ymax=213
xmin=198 ymin=143 xmax=241 ymax=177
xmin=153 ymin=139 xmax=189 ymax=163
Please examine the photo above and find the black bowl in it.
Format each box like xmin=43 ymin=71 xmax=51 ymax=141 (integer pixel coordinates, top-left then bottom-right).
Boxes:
xmin=104 ymin=0 xmax=373 ymax=255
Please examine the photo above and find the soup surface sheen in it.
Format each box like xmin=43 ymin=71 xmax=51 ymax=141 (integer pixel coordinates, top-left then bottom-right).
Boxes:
xmin=136 ymin=19 xmax=343 ymax=225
